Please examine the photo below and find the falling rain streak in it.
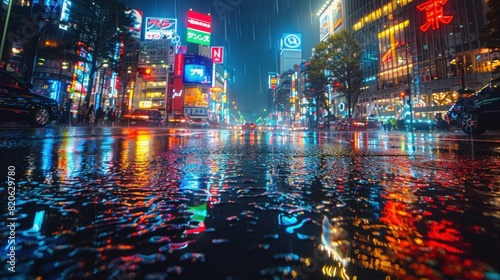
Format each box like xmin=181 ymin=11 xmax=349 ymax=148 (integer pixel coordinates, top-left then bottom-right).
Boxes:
xmin=252 ymin=22 xmax=256 ymax=41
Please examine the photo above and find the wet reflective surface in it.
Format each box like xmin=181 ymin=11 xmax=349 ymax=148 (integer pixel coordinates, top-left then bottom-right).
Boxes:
xmin=1 ymin=127 xmax=499 ymax=279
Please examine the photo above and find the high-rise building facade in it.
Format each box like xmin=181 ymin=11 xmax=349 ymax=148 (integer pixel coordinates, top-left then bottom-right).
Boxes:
xmin=319 ymin=0 xmax=496 ymax=122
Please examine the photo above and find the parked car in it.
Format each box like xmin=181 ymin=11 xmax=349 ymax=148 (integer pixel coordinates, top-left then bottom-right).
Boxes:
xmin=0 ymin=70 xmax=63 ymax=127
xmin=187 ymin=117 xmax=210 ymax=128
xmin=169 ymin=113 xmax=190 ymax=127
xmin=446 ymin=77 xmax=500 ymax=135
xmin=336 ymin=118 xmax=367 ymax=131
xmin=241 ymin=122 xmax=256 ymax=130
xmin=208 ymin=119 xmax=220 ymax=128
xmin=121 ymin=109 xmax=164 ymax=127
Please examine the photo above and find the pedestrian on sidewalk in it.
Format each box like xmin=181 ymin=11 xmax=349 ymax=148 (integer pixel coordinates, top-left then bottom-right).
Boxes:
xmin=85 ymin=104 xmax=95 ymax=125
xmin=95 ymin=106 xmax=105 ymax=126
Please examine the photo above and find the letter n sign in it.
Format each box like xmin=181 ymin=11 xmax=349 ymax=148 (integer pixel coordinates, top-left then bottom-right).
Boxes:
xmin=211 ymin=46 xmax=224 ymax=64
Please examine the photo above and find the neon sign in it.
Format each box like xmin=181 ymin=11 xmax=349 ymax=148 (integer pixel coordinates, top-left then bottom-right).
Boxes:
xmin=172 ymin=89 xmax=183 ymax=98
xmin=416 ymin=0 xmax=454 ymax=32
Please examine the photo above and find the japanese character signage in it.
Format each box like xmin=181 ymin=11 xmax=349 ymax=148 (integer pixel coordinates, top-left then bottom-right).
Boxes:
xmin=416 ymin=0 xmax=454 ymax=32
xmin=211 ymin=46 xmax=224 ymax=64
xmin=186 ymin=10 xmax=211 ymax=46
xmin=183 ymin=55 xmax=213 ymax=85
xmin=145 ymin=17 xmax=177 ymax=40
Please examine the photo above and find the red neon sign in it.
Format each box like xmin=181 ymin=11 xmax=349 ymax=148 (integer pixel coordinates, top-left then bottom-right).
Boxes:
xmin=187 ymin=10 xmax=212 ymax=33
xmin=416 ymin=0 xmax=454 ymax=32
xmin=174 ymin=53 xmax=185 ymax=77
xmin=211 ymin=46 xmax=224 ymax=64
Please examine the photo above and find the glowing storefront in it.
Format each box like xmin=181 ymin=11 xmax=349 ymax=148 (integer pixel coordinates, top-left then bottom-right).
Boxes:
xmin=319 ymin=0 xmax=496 ymax=123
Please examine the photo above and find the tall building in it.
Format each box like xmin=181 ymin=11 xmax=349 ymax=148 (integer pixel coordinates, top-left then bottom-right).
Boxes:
xmin=318 ymin=0 xmax=496 ymax=122
xmin=135 ymin=39 xmax=171 ymax=114
xmin=279 ymin=33 xmax=303 ymax=74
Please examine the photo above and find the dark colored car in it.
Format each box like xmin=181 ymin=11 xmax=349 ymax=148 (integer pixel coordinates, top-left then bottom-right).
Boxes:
xmin=241 ymin=122 xmax=256 ymax=130
xmin=446 ymin=77 xmax=500 ymax=135
xmin=169 ymin=113 xmax=190 ymax=127
xmin=336 ymin=118 xmax=367 ymax=131
xmin=0 ymin=70 xmax=63 ymax=127
xmin=121 ymin=109 xmax=164 ymax=127
xmin=187 ymin=117 xmax=210 ymax=128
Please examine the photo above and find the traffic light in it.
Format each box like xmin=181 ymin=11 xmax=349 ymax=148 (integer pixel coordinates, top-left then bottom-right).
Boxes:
xmin=138 ymin=67 xmax=152 ymax=79
xmin=400 ymin=91 xmax=406 ymax=99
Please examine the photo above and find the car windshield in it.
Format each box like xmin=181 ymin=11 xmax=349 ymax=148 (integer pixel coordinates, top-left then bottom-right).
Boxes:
xmin=0 ymin=70 xmax=25 ymax=88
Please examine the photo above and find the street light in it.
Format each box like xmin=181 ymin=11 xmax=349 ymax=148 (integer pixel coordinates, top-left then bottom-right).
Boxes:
xmin=57 ymin=60 xmax=70 ymax=125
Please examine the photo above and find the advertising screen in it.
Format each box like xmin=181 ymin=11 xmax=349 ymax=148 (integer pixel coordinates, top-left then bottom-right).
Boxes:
xmin=184 ymin=65 xmax=208 ymax=84
xmin=186 ymin=10 xmax=211 ymax=45
xmin=183 ymin=55 xmax=212 ymax=85
xmin=145 ymin=17 xmax=177 ymax=40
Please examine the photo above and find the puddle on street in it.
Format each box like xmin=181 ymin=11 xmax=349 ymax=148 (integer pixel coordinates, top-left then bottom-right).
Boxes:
xmin=0 ymin=129 xmax=499 ymax=279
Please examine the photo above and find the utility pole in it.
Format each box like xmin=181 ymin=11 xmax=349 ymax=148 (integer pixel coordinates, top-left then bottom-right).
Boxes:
xmin=0 ymin=0 xmax=13 ymax=66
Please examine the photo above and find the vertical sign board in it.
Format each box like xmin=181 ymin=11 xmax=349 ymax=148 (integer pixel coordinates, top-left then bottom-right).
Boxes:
xmin=268 ymin=72 xmax=278 ymax=89
xmin=186 ymin=10 xmax=211 ymax=46
xmin=174 ymin=53 xmax=185 ymax=77
xmin=172 ymin=77 xmax=184 ymax=113
xmin=168 ymin=45 xmax=175 ymax=72
xmin=211 ymin=46 xmax=224 ymax=64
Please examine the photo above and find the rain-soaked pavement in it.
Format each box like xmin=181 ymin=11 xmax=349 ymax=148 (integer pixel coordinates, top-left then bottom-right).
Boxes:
xmin=0 ymin=126 xmax=499 ymax=280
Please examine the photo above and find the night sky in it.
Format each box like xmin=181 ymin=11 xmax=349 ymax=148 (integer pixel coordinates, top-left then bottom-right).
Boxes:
xmin=123 ymin=0 xmax=322 ymax=120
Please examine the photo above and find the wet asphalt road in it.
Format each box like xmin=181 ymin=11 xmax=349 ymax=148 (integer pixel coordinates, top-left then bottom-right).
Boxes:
xmin=0 ymin=126 xmax=499 ymax=280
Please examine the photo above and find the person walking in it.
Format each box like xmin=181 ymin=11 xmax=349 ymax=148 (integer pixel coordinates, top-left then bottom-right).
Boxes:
xmin=108 ymin=107 xmax=116 ymax=126
xmin=85 ymin=104 xmax=95 ymax=125
xmin=390 ymin=117 xmax=397 ymax=131
xmin=103 ymin=107 xmax=110 ymax=126
xmin=95 ymin=106 xmax=105 ymax=126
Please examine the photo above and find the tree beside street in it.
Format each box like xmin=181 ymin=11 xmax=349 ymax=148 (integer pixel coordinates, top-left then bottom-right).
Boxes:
xmin=63 ymin=0 xmax=135 ymax=107
xmin=305 ymin=53 xmax=329 ymax=128
xmin=310 ymin=30 xmax=364 ymax=118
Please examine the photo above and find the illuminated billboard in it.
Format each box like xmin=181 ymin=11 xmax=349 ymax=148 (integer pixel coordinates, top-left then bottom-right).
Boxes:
xmin=280 ymin=33 xmax=302 ymax=52
xmin=211 ymin=46 xmax=224 ymax=64
xmin=183 ymin=55 xmax=213 ymax=85
xmin=126 ymin=9 xmax=143 ymax=40
xmin=186 ymin=10 xmax=211 ymax=46
xmin=184 ymin=86 xmax=209 ymax=108
xmin=268 ymin=72 xmax=278 ymax=89
xmin=145 ymin=17 xmax=177 ymax=40
xmin=59 ymin=0 xmax=72 ymax=30
xmin=331 ymin=0 xmax=342 ymax=32
xmin=319 ymin=12 xmax=330 ymax=41
xmin=318 ymin=0 xmax=343 ymax=40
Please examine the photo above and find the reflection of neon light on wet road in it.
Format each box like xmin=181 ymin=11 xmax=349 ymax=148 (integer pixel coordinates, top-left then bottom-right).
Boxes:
xmin=320 ymin=216 xmax=350 ymax=267
xmin=185 ymin=203 xmax=207 ymax=235
xmin=285 ymin=218 xmax=311 ymax=233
